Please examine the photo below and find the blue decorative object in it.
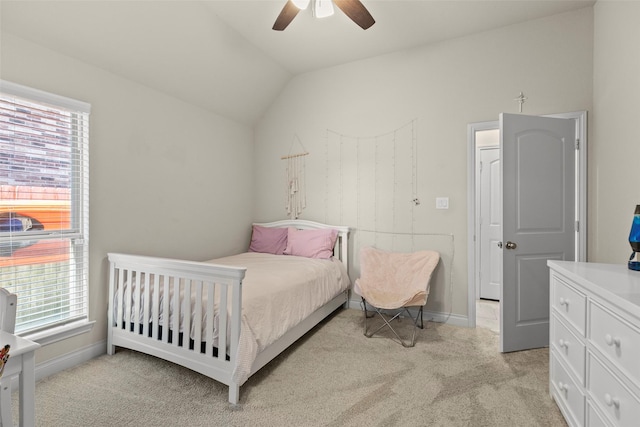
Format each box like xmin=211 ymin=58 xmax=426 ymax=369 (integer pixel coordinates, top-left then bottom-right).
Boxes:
xmin=630 ymin=205 xmax=640 ymax=271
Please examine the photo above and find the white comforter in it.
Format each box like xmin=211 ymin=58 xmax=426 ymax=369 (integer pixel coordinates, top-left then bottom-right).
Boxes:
xmin=115 ymin=252 xmax=350 ymax=385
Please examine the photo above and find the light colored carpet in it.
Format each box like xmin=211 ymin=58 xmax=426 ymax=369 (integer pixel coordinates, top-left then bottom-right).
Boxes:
xmin=21 ymin=308 xmax=567 ymax=426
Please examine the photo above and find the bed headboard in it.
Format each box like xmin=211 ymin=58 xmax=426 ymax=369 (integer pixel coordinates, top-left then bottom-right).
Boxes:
xmin=253 ymin=219 xmax=350 ymax=271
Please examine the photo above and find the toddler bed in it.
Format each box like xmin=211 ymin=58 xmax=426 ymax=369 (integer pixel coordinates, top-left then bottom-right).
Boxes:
xmin=107 ymin=219 xmax=350 ymax=404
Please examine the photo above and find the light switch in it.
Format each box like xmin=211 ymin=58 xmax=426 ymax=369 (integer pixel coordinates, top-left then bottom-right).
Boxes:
xmin=436 ymin=197 xmax=449 ymax=209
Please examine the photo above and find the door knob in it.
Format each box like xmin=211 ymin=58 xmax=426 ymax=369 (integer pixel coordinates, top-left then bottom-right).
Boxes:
xmin=505 ymin=241 xmax=517 ymax=250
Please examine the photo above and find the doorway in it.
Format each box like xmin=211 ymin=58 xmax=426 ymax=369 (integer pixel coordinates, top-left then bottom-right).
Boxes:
xmin=475 ymin=128 xmax=501 ymax=334
xmin=466 ymin=111 xmax=588 ymax=334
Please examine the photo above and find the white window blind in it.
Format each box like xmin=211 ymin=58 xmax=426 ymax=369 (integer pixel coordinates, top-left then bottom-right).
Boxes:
xmin=0 ymin=80 xmax=90 ymax=335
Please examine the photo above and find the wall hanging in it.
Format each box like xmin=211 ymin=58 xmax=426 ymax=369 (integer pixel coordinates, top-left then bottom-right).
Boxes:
xmin=282 ymin=135 xmax=308 ymax=219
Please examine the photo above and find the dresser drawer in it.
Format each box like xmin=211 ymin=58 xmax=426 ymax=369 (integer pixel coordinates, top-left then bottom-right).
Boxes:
xmin=551 ymin=353 xmax=585 ymax=426
xmin=552 ymin=274 xmax=587 ymax=336
xmin=587 ymin=402 xmax=612 ymax=427
xmin=588 ymin=353 xmax=640 ymax=427
xmin=589 ymin=301 xmax=640 ymax=386
xmin=552 ymin=313 xmax=586 ymax=385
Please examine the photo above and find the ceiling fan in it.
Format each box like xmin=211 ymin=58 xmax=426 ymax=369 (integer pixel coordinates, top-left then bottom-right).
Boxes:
xmin=273 ymin=0 xmax=375 ymax=31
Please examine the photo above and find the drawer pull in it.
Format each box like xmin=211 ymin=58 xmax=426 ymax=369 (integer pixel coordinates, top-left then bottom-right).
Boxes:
xmin=558 ymin=381 xmax=569 ymax=392
xmin=604 ymin=334 xmax=621 ymax=347
xmin=604 ymin=393 xmax=620 ymax=409
xmin=558 ymin=338 xmax=569 ymax=349
xmin=559 ymin=297 xmax=570 ymax=307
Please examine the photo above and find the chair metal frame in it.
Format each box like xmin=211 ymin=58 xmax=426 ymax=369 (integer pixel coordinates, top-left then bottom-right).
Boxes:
xmin=361 ymin=297 xmax=424 ymax=348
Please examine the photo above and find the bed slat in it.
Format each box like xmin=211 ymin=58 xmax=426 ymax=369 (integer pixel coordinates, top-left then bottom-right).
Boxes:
xmin=205 ymin=284 xmax=214 ymax=357
xmin=142 ymin=271 xmax=150 ymax=338
xmin=172 ymin=277 xmax=180 ymax=348
xmin=183 ymin=279 xmax=192 ymax=350
xmin=151 ymin=274 xmax=159 ymax=340
xmin=218 ymin=283 xmax=228 ymax=360
xmin=162 ymin=275 xmax=170 ymax=343
xmin=133 ymin=269 xmax=142 ymax=336
xmin=194 ymin=281 xmax=203 ymax=347
xmin=116 ymin=268 xmax=125 ymax=330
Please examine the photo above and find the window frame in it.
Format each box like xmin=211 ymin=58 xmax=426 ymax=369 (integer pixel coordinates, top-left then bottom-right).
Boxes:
xmin=0 ymin=80 xmax=94 ymax=344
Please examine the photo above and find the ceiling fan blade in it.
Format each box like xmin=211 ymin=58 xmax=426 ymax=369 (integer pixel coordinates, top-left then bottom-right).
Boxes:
xmin=273 ymin=1 xmax=301 ymax=31
xmin=334 ymin=0 xmax=375 ymax=30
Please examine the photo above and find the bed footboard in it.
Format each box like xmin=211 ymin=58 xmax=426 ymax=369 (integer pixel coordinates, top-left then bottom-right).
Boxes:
xmin=107 ymin=253 xmax=247 ymax=404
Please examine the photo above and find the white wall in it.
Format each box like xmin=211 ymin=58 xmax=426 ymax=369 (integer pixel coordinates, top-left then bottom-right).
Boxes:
xmin=0 ymin=34 xmax=255 ymax=364
xmin=591 ymin=1 xmax=640 ymax=263
xmin=254 ymin=8 xmax=594 ymax=320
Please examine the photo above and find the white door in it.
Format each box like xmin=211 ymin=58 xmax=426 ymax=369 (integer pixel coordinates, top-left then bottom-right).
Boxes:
xmin=500 ymin=113 xmax=575 ymax=353
xmin=479 ymin=147 xmax=501 ymax=301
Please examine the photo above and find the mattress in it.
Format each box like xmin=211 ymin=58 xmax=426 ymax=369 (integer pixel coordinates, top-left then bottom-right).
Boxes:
xmin=113 ymin=251 xmax=350 ymax=384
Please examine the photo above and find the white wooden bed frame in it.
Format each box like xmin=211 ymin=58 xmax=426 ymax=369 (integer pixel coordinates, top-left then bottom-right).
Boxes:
xmin=107 ymin=219 xmax=349 ymax=404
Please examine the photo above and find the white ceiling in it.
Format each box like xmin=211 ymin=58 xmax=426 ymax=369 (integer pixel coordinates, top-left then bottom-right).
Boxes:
xmin=1 ymin=0 xmax=594 ymax=125
xmin=205 ymin=0 xmax=594 ymax=74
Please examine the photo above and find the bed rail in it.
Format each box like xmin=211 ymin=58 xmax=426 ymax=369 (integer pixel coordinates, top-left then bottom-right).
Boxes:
xmin=107 ymin=253 xmax=247 ymax=403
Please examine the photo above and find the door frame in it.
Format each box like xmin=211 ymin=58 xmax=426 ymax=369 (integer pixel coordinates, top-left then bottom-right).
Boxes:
xmin=466 ymin=111 xmax=588 ymax=328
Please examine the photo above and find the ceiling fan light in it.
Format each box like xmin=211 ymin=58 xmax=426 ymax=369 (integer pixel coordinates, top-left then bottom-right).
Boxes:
xmin=313 ymin=0 xmax=334 ymax=18
xmin=292 ymin=0 xmax=310 ymax=10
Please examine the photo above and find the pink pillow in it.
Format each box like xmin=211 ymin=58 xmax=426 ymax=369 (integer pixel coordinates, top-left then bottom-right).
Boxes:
xmin=248 ymin=225 xmax=288 ymax=255
xmin=283 ymin=227 xmax=338 ymax=259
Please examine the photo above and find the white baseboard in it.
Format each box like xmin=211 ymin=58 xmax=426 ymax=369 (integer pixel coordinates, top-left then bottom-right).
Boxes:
xmin=36 ymin=340 xmax=107 ymax=381
xmin=8 ymin=340 xmax=106 ymax=392
xmin=346 ymin=299 xmax=469 ymax=328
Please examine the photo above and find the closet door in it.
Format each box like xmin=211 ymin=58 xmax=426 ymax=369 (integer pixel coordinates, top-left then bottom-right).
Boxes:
xmin=479 ymin=147 xmax=501 ymax=301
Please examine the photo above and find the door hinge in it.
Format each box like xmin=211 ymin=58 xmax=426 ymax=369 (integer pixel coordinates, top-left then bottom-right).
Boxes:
xmin=575 ymin=220 xmax=579 ymax=232
xmin=575 ymin=138 xmax=580 ymax=150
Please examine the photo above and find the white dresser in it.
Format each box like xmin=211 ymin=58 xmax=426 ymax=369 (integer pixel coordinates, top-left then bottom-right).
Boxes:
xmin=548 ymin=261 xmax=640 ymax=427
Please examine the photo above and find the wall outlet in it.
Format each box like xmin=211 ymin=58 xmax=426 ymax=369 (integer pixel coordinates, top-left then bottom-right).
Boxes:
xmin=436 ymin=197 xmax=449 ymax=209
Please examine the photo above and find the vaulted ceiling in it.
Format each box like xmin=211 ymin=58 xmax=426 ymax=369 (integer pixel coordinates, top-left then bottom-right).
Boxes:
xmin=1 ymin=0 xmax=594 ymax=125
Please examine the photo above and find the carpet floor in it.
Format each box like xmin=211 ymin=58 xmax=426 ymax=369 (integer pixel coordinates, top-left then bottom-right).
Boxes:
xmin=20 ymin=308 xmax=567 ymax=426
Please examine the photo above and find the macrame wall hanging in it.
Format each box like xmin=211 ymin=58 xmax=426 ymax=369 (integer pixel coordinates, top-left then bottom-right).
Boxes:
xmin=281 ymin=135 xmax=308 ymax=219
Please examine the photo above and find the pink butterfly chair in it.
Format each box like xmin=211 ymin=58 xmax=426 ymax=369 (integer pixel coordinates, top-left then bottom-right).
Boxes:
xmin=354 ymin=246 xmax=440 ymax=347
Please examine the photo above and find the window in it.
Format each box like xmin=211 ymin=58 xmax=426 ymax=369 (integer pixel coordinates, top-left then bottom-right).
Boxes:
xmin=0 ymin=80 xmax=90 ymax=337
